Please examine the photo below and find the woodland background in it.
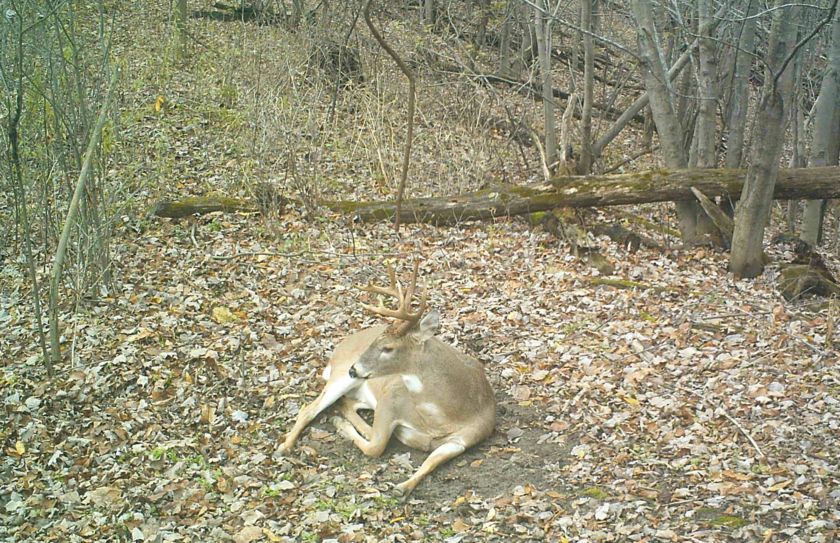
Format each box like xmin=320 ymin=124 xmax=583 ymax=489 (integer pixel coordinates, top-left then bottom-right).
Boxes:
xmin=1 ymin=0 xmax=839 ymax=541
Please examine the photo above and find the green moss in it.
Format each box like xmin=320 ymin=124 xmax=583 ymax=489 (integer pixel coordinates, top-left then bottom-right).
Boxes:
xmin=712 ymin=515 xmax=748 ymax=528
xmin=529 ymin=211 xmax=548 ymax=224
xmin=695 ymin=508 xmax=749 ymax=528
xmin=580 ymin=486 xmax=610 ymax=500
xmin=506 ymin=185 xmax=539 ymax=198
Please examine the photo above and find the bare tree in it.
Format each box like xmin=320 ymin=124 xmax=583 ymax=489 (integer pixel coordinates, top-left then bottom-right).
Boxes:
xmin=801 ymin=6 xmax=840 ymax=246
xmin=423 ymin=0 xmax=435 ymax=26
xmin=534 ymin=0 xmax=558 ymax=168
xmin=48 ymin=70 xmax=120 ymax=365
xmin=578 ymin=0 xmax=595 ymax=173
xmin=1 ymin=1 xmax=119 ymax=373
xmin=498 ymin=2 xmax=515 ymax=78
xmin=630 ymin=0 xmax=717 ymax=243
xmin=176 ymin=0 xmax=188 ymax=57
xmin=723 ymin=0 xmax=758 ymax=171
xmin=3 ymin=4 xmax=50 ymax=373
xmin=730 ymin=3 xmax=800 ymax=276
xmin=689 ymin=0 xmax=717 ymax=171
xmin=364 ymin=0 xmax=416 ymax=232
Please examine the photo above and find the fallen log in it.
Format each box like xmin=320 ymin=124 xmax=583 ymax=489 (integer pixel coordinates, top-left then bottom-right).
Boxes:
xmin=151 ymin=166 xmax=840 ymax=224
xmin=327 ymin=166 xmax=840 ymax=225
xmin=153 ymin=196 xmax=259 ymax=218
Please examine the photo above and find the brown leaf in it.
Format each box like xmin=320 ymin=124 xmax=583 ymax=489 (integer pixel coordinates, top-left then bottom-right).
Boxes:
xmin=452 ymin=518 xmax=471 ymax=533
xmin=233 ymin=525 xmax=263 ymax=543
xmin=550 ymin=421 xmax=569 ymax=432
xmin=512 ymin=385 xmax=531 ymax=401
xmin=85 ymin=486 xmax=125 ymax=509
xmin=767 ymin=480 xmax=792 ymax=492
xmin=531 ymin=369 xmax=549 ymax=381
xmin=722 ymin=470 xmax=752 ymax=482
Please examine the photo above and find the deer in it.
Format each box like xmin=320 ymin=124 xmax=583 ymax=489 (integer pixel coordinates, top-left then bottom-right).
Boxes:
xmin=278 ymin=263 xmax=496 ymax=495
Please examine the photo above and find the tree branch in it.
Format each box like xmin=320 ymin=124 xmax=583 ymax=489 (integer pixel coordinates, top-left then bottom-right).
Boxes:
xmin=363 ymin=0 xmax=416 ymax=234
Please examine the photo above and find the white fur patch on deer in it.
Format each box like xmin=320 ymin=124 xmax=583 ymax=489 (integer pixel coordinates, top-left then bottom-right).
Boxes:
xmin=402 ymin=374 xmax=423 ymax=393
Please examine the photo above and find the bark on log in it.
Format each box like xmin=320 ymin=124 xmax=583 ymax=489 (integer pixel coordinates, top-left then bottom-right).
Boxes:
xmin=327 ymin=166 xmax=840 ymax=225
xmin=151 ymin=166 xmax=840 ymax=224
xmin=153 ymin=196 xmax=259 ymax=218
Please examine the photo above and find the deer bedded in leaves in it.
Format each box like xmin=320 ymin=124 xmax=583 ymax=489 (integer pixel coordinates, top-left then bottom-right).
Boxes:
xmin=279 ymin=262 xmax=496 ymax=496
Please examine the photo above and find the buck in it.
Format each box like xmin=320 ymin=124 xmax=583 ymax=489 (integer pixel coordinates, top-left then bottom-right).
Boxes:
xmin=279 ymin=263 xmax=495 ymax=495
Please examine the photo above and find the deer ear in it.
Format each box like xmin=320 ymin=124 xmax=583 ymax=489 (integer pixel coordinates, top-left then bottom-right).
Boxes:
xmin=414 ymin=310 xmax=440 ymax=342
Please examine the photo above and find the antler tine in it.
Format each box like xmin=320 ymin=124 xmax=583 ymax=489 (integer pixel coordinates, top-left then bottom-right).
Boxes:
xmin=360 ymin=261 xmax=428 ymax=335
xmin=404 ymin=261 xmax=418 ymax=303
xmin=362 ymin=264 xmax=401 ymax=298
xmin=389 ymin=264 xmax=406 ymax=304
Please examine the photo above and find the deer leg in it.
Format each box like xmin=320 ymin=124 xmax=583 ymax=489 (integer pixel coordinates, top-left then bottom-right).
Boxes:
xmin=279 ymin=374 xmax=357 ymax=452
xmin=332 ymin=398 xmax=396 ymax=458
xmin=337 ymin=397 xmax=374 ymax=439
xmin=395 ymin=440 xmax=466 ymax=496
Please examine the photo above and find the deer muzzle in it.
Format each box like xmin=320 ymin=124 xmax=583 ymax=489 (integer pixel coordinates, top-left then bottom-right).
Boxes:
xmin=348 ymin=364 xmax=369 ymax=380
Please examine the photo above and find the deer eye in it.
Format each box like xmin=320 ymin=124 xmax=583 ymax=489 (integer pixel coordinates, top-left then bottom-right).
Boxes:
xmin=381 ymin=346 xmax=394 ymax=355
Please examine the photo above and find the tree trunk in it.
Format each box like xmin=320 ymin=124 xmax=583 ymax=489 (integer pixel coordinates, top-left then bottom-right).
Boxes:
xmin=724 ymin=0 xmax=758 ymax=169
xmin=690 ymin=0 xmax=717 ymax=170
xmin=787 ymin=102 xmax=808 ymax=231
xmin=631 ymin=0 xmax=686 ymax=168
xmin=519 ymin=5 xmax=538 ymax=70
xmin=578 ymin=0 xmax=594 ymax=174
xmin=591 ymin=0 xmax=732 ymax=158
xmin=685 ymin=0 xmax=722 ymax=242
xmin=499 ymin=2 xmax=514 ymax=78
xmin=423 ymin=0 xmax=435 ymax=26
xmin=534 ymin=2 xmax=557 ymax=167
xmin=730 ymin=3 xmax=799 ymax=277
xmin=339 ymin=167 xmax=840 ymax=224
xmin=592 ymin=47 xmax=690 ymax=157
xmin=632 ymin=0 xmax=712 ymax=243
xmin=474 ymin=0 xmax=490 ymax=48
xmin=176 ymin=0 xmax=188 ymax=57
xmin=801 ymin=6 xmax=840 ymax=246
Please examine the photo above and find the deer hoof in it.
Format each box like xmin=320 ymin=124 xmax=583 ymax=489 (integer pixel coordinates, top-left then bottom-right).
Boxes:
xmin=330 ymin=416 xmax=351 ymax=436
xmin=277 ymin=440 xmax=291 ymax=454
xmin=394 ymin=480 xmax=416 ymax=498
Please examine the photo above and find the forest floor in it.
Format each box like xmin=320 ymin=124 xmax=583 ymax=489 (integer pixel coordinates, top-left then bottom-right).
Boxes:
xmin=1 ymin=1 xmax=839 ymax=542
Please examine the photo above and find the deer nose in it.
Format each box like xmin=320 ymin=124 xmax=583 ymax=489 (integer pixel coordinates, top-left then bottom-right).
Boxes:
xmin=349 ymin=365 xmax=358 ymax=379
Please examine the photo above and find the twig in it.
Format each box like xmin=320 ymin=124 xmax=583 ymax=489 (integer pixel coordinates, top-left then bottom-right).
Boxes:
xmin=677 ymin=385 xmax=765 ymax=458
xmin=694 ymin=310 xmax=772 ymax=321
xmin=603 ymin=145 xmax=659 ymax=174
xmin=526 ymin=124 xmax=552 ymax=181
xmin=773 ymin=0 xmax=839 ymax=87
xmin=720 ymin=409 xmax=765 ymax=459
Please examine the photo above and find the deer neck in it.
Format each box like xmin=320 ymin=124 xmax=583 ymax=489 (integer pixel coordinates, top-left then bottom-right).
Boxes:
xmin=396 ymin=338 xmax=442 ymax=394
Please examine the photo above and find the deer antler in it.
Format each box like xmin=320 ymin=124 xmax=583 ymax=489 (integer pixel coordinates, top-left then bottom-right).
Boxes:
xmin=361 ymin=262 xmax=427 ymax=336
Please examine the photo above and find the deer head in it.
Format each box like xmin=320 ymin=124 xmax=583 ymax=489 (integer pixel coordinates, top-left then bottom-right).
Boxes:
xmin=349 ymin=262 xmax=438 ymax=380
